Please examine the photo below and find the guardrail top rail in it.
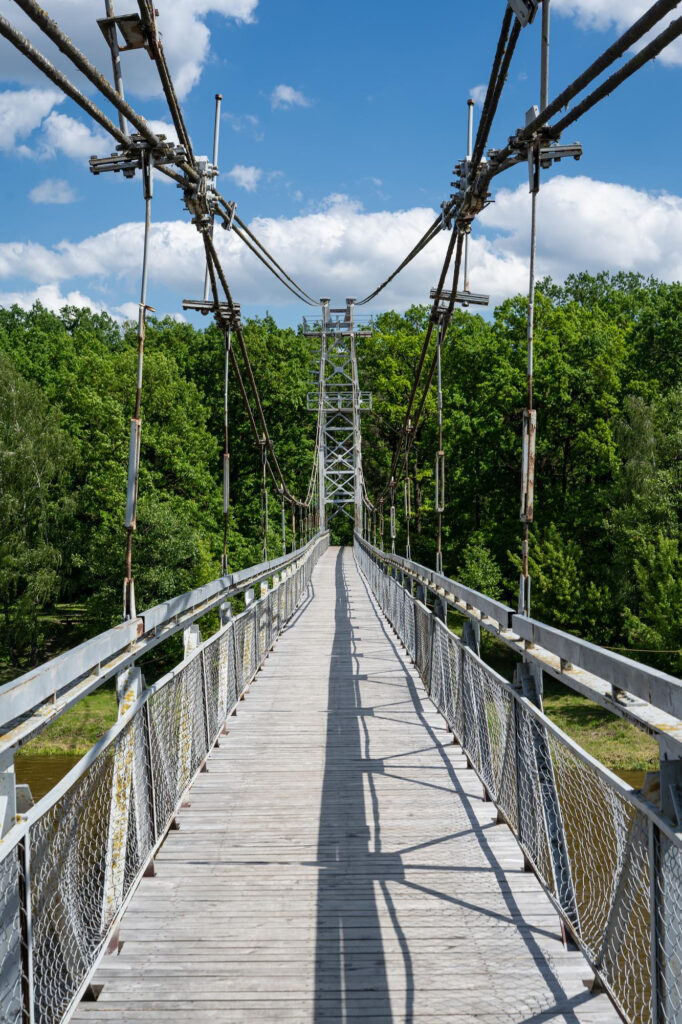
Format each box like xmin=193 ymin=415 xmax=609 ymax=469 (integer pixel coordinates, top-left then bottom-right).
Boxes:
xmin=0 ymin=532 xmax=329 ymax=1024
xmin=0 ymin=533 xmax=328 ymax=756
xmin=354 ymin=535 xmax=682 ymax=1024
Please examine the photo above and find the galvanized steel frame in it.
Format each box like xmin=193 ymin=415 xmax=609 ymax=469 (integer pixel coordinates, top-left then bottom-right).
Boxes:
xmin=355 ymin=536 xmax=682 ymax=1024
xmin=0 ymin=532 xmax=329 ymax=1024
xmin=0 ymin=534 xmax=328 ymax=756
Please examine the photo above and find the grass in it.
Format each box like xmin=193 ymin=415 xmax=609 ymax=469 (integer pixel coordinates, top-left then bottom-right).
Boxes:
xmin=16 ymin=685 xmax=118 ymax=759
xmin=479 ymin=630 xmax=659 ymax=779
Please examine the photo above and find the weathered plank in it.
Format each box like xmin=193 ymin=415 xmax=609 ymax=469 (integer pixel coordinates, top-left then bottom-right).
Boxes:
xmin=73 ymin=547 xmax=621 ymax=1023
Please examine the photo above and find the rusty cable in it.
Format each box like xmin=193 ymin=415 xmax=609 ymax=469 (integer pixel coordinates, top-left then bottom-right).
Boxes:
xmin=0 ymin=16 xmax=129 ymax=147
xmin=135 ymin=0 xmax=195 ymax=165
xmin=10 ymin=0 xmax=197 ymax=181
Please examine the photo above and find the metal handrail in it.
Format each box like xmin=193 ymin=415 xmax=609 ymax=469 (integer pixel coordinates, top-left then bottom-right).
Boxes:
xmin=0 ymin=532 xmax=328 ymax=754
xmin=0 ymin=531 xmax=329 ymax=1024
xmin=354 ymin=534 xmax=682 ymax=754
xmin=355 ymin=536 xmax=682 ymax=1024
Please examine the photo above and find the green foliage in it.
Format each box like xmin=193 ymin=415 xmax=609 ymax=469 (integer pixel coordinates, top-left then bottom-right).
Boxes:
xmin=0 ymin=353 xmax=73 ymax=664
xmin=456 ymin=533 xmax=503 ymax=600
xmin=3 ymin=270 xmax=682 ymax=677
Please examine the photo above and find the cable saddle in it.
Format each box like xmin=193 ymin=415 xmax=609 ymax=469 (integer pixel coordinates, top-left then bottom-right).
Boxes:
xmin=89 ymin=133 xmax=187 ymax=179
xmin=183 ymin=155 xmax=219 ymax=226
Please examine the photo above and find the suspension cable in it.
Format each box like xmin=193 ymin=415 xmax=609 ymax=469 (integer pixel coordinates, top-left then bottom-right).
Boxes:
xmin=123 ymin=150 xmax=153 ymax=620
xmin=232 ymin=210 xmax=318 ymax=305
xmin=0 ymin=16 xmax=129 ymax=147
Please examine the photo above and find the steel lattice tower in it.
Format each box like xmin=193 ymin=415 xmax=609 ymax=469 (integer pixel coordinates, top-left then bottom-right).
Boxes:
xmin=305 ymin=299 xmax=372 ymax=532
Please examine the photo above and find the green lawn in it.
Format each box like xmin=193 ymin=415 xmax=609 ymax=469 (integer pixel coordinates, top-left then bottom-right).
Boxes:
xmin=16 ymin=685 xmax=118 ymax=759
xmin=480 ymin=631 xmax=658 ymax=777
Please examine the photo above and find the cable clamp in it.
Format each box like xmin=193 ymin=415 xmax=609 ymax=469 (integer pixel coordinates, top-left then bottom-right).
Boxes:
xmin=220 ymin=201 xmax=237 ymax=231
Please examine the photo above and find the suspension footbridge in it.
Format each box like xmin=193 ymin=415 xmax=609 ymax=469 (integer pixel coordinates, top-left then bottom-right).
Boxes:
xmin=68 ymin=546 xmax=621 ymax=1023
xmin=2 ymin=1 xmax=682 ymax=1023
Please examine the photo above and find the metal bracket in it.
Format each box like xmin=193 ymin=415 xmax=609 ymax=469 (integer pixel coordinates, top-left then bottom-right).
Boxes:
xmin=183 ymin=155 xmax=218 ymax=227
xmin=220 ymin=201 xmax=237 ymax=231
xmin=508 ymin=0 xmax=539 ymax=26
xmin=430 ymin=287 xmax=490 ymax=309
xmin=182 ymin=298 xmax=241 ymax=325
xmin=89 ymin=133 xmax=187 ymax=179
xmin=97 ymin=13 xmax=149 ymax=54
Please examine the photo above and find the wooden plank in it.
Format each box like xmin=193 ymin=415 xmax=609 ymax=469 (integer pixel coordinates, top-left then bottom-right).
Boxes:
xmin=73 ymin=547 xmax=621 ymax=1023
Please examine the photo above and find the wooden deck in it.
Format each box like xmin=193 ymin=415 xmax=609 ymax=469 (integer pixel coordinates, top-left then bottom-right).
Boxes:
xmin=74 ymin=546 xmax=621 ymax=1023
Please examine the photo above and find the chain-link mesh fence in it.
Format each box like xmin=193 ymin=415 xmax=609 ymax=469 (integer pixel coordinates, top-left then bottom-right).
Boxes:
xmin=0 ymin=534 xmax=328 ymax=1024
xmin=355 ymin=537 xmax=682 ymax=1024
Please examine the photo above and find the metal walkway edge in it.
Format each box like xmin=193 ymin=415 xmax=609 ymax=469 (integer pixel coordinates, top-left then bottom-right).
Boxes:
xmin=72 ymin=547 xmax=621 ymax=1022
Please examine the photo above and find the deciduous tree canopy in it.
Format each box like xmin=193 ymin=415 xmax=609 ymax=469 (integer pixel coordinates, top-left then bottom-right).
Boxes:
xmin=1 ymin=271 xmax=681 ymax=674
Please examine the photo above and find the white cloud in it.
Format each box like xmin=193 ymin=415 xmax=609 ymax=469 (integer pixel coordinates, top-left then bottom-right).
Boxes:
xmin=0 ymin=0 xmax=259 ymax=99
xmin=0 ymin=88 xmax=63 ymax=150
xmin=553 ymin=1 xmax=682 ymax=65
xmin=271 ymin=84 xmax=311 ymax=110
xmin=39 ymin=112 xmax=108 ymax=160
xmin=2 ymin=177 xmax=682 ymax=316
xmin=469 ymin=84 xmax=487 ymax=106
xmin=0 ymin=283 xmax=109 ymax=314
xmin=29 ymin=178 xmax=77 ymax=204
xmin=227 ymin=164 xmax=263 ymax=191
xmin=146 ymin=120 xmax=180 ymax=146
xmin=0 ymin=89 xmax=108 ymax=161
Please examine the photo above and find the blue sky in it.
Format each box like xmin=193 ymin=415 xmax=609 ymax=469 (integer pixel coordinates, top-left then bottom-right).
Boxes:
xmin=0 ymin=0 xmax=681 ymax=326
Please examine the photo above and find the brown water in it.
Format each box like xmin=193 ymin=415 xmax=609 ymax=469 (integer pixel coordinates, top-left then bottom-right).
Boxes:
xmin=619 ymin=769 xmax=647 ymax=790
xmin=15 ymin=753 xmax=81 ymax=803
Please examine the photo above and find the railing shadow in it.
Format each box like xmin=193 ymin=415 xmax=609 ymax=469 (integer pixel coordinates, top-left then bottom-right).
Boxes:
xmin=355 ymin=562 xmax=592 ymax=1024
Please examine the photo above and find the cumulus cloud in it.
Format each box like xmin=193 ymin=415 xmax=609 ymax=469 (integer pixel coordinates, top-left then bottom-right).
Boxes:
xmin=2 ymin=178 xmax=682 ymax=316
xmin=271 ymin=84 xmax=311 ymax=109
xmin=0 ymin=283 xmax=109 ymax=314
xmin=554 ymin=0 xmax=682 ymax=65
xmin=227 ymin=164 xmax=263 ymax=191
xmin=469 ymin=84 xmax=487 ymax=106
xmin=29 ymin=178 xmax=77 ymax=204
xmin=0 ymin=89 xmax=109 ymax=161
xmin=39 ymin=112 xmax=108 ymax=160
xmin=0 ymin=0 xmax=259 ymax=99
xmin=0 ymin=88 xmax=63 ymax=151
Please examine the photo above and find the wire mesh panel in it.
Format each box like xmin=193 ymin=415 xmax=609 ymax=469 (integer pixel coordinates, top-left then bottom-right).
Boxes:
xmin=353 ymin=536 xmax=682 ymax=1024
xmin=0 ymin=533 xmax=329 ymax=1024
xmin=0 ymin=842 xmax=23 ymax=1024
xmin=29 ymin=712 xmax=153 ymax=1024
xmin=658 ymin=832 xmax=682 ymax=1024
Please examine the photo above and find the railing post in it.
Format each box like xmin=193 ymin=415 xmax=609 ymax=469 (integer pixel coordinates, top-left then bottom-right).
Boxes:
xmin=0 ymin=748 xmax=17 ymax=838
xmin=183 ymin=624 xmax=201 ymax=659
xmin=218 ymin=602 xmax=232 ymax=728
xmin=219 ymin=600 xmax=232 ymax=627
xmin=102 ymin=665 xmax=144 ymax=933
xmin=649 ymin=817 xmax=662 ymax=1024
xmin=257 ymin=582 xmax=267 ymax=662
xmin=200 ymin=648 xmax=211 ymax=757
xmin=143 ymin=700 xmax=158 ymax=845
xmin=461 ymin=617 xmax=480 ymax=657
xmin=19 ymin=834 xmax=34 ymax=1024
xmin=516 ymin=659 xmax=579 ymax=930
xmin=434 ymin=594 xmax=447 ymax=624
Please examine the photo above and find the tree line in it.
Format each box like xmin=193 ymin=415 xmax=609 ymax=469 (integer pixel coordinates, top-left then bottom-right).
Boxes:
xmin=1 ymin=271 xmax=681 ymax=674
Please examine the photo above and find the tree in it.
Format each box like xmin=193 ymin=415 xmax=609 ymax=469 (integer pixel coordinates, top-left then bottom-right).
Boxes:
xmin=0 ymin=353 xmax=72 ymax=665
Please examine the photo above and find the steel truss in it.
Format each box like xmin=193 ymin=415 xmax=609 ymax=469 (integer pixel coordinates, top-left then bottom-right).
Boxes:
xmin=305 ymin=300 xmax=372 ymax=530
